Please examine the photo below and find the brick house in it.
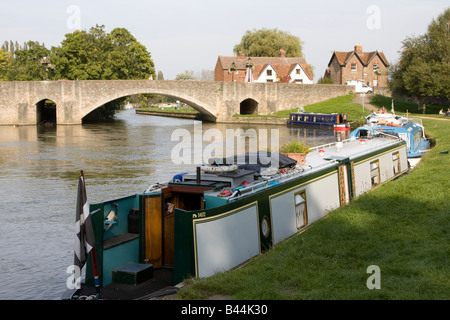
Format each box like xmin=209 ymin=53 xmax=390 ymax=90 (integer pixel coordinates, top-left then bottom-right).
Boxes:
xmin=324 ymin=43 xmax=389 ymax=87
xmin=214 ymin=49 xmax=313 ymax=84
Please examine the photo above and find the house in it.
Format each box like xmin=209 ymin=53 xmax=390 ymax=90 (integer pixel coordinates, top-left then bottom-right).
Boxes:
xmin=214 ymin=49 xmax=313 ymax=84
xmin=324 ymin=43 xmax=389 ymax=87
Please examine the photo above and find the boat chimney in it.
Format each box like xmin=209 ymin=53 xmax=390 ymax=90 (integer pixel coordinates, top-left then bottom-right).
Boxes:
xmin=196 ymin=167 xmax=201 ymax=184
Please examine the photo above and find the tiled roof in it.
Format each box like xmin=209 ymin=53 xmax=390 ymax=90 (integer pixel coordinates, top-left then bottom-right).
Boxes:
xmin=217 ymin=55 xmax=313 ymax=80
xmin=329 ymin=49 xmax=389 ymax=67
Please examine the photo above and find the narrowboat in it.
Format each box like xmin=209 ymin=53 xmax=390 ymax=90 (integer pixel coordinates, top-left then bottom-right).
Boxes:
xmin=287 ymin=112 xmax=350 ymax=131
xmin=68 ymin=136 xmax=409 ymax=300
xmin=349 ymin=119 xmax=430 ymax=159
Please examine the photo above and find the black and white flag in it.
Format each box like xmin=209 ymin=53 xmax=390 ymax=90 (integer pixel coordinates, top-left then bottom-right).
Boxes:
xmin=74 ymin=171 xmax=95 ymax=271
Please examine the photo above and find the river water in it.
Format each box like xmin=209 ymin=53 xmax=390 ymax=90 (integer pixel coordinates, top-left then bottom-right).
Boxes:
xmin=0 ymin=109 xmax=342 ymax=300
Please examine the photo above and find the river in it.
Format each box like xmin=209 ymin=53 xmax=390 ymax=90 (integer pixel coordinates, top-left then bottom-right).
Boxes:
xmin=0 ymin=109 xmax=343 ymax=300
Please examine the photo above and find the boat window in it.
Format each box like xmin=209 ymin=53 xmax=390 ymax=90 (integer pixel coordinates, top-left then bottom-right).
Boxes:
xmin=294 ymin=191 xmax=307 ymax=230
xmin=392 ymin=152 xmax=400 ymax=174
xmin=370 ymin=160 xmax=380 ymax=186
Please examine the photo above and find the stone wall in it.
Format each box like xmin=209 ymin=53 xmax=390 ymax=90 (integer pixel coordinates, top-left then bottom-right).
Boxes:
xmin=0 ymin=80 xmax=353 ymax=125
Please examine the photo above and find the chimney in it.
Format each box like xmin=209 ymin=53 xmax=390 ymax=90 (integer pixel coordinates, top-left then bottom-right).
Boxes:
xmin=278 ymin=49 xmax=286 ymax=58
xmin=354 ymin=43 xmax=363 ymax=54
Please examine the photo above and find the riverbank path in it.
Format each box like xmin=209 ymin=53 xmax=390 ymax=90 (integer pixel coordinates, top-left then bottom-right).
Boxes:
xmin=352 ymin=93 xmax=378 ymax=113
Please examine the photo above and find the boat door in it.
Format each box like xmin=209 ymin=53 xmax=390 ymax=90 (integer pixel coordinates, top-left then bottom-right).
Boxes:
xmin=142 ymin=188 xmax=176 ymax=269
xmin=337 ymin=158 xmax=355 ymax=205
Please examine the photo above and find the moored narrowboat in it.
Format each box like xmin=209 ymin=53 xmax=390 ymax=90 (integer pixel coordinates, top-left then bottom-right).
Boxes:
xmin=68 ymin=136 xmax=409 ymax=300
xmin=287 ymin=112 xmax=350 ymax=131
xmin=349 ymin=119 xmax=430 ymax=160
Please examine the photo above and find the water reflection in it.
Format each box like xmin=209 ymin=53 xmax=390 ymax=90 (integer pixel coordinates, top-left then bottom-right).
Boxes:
xmin=0 ymin=109 xmax=341 ymax=299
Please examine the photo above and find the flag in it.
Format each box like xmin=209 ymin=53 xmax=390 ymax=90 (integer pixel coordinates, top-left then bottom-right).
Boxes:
xmin=74 ymin=171 xmax=95 ymax=271
xmin=391 ymin=99 xmax=395 ymax=114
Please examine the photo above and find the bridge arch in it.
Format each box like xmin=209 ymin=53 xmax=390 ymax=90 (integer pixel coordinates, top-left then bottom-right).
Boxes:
xmin=240 ymin=98 xmax=259 ymax=115
xmin=84 ymin=89 xmax=217 ymax=122
xmin=36 ymin=98 xmax=56 ymax=125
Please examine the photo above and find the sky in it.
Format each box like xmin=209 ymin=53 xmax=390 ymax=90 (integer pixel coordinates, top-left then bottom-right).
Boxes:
xmin=0 ymin=0 xmax=447 ymax=81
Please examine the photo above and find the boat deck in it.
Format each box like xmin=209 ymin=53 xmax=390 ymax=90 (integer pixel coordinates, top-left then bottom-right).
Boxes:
xmin=70 ymin=268 xmax=175 ymax=300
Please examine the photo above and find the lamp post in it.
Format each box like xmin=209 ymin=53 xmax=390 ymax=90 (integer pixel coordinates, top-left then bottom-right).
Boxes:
xmin=228 ymin=61 xmax=237 ymax=82
xmin=41 ymin=56 xmax=54 ymax=80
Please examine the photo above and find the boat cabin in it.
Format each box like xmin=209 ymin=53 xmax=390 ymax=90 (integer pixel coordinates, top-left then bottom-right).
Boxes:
xmin=350 ymin=121 xmax=429 ymax=158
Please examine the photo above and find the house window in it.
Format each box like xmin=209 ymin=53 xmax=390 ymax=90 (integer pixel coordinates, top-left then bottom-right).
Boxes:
xmin=370 ymin=160 xmax=380 ymax=186
xmin=373 ymin=64 xmax=379 ymax=71
xmin=296 ymin=69 xmax=301 ymax=74
xmin=267 ymin=70 xmax=272 ymax=76
xmin=295 ymin=79 xmax=303 ymax=84
xmin=392 ymin=152 xmax=400 ymax=174
xmin=351 ymin=63 xmax=357 ymax=71
xmin=267 ymin=79 xmax=273 ymax=83
xmin=294 ymin=191 xmax=307 ymax=230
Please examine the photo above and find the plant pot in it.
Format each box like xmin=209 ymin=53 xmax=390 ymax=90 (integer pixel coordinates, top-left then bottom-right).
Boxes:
xmin=283 ymin=153 xmax=306 ymax=163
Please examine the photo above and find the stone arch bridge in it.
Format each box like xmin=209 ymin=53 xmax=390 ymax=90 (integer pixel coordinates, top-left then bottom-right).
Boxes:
xmin=0 ymin=80 xmax=352 ymax=125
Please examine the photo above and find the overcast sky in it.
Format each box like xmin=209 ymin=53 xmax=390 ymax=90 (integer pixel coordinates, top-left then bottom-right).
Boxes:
xmin=1 ymin=0 xmax=447 ymax=81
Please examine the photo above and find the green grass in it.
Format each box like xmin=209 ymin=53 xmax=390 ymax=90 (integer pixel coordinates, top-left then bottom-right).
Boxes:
xmin=274 ymin=94 xmax=368 ymax=120
xmin=177 ymin=117 xmax=450 ymax=300
xmin=370 ymin=94 xmax=444 ymax=117
xmin=233 ymin=94 xmax=370 ymax=126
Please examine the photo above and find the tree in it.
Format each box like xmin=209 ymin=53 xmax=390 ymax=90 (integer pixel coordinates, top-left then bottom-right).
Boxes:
xmin=176 ymin=72 xmax=195 ymax=80
xmin=233 ymin=28 xmax=303 ymax=57
xmin=51 ymin=25 xmax=155 ymax=80
xmin=390 ymin=8 xmax=450 ymax=101
xmin=0 ymin=49 xmax=10 ymax=80
xmin=6 ymin=41 xmax=50 ymax=80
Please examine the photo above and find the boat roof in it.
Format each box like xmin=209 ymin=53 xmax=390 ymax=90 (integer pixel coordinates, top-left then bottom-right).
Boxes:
xmin=203 ymin=136 xmax=404 ymax=201
xmin=289 ymin=112 xmax=346 ymax=116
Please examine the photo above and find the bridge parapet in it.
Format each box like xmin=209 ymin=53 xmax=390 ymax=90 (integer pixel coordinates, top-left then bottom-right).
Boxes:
xmin=0 ymin=80 xmax=352 ymax=125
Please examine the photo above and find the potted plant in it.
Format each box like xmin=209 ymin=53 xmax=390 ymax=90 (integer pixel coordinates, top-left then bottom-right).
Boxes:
xmin=280 ymin=140 xmax=311 ymax=163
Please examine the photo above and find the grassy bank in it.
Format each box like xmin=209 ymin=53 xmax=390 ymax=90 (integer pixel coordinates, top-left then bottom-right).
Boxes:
xmin=177 ymin=117 xmax=450 ymax=300
xmin=370 ymin=94 xmax=445 ymax=117
xmin=138 ymin=105 xmax=199 ymax=114
xmin=234 ymin=94 xmax=370 ymax=127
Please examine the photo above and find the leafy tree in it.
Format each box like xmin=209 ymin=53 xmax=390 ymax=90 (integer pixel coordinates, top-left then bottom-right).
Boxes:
xmin=6 ymin=41 xmax=50 ymax=80
xmin=51 ymin=25 xmax=155 ymax=81
xmin=390 ymin=8 xmax=450 ymax=101
xmin=176 ymin=72 xmax=195 ymax=80
xmin=233 ymin=28 xmax=303 ymax=57
xmin=0 ymin=49 xmax=10 ymax=80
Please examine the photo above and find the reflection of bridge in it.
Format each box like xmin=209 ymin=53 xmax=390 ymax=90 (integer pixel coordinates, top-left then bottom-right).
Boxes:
xmin=0 ymin=80 xmax=352 ymax=125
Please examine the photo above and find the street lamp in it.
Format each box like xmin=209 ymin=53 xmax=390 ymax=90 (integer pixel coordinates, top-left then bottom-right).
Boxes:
xmin=41 ymin=56 xmax=54 ymax=80
xmin=228 ymin=61 xmax=237 ymax=82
